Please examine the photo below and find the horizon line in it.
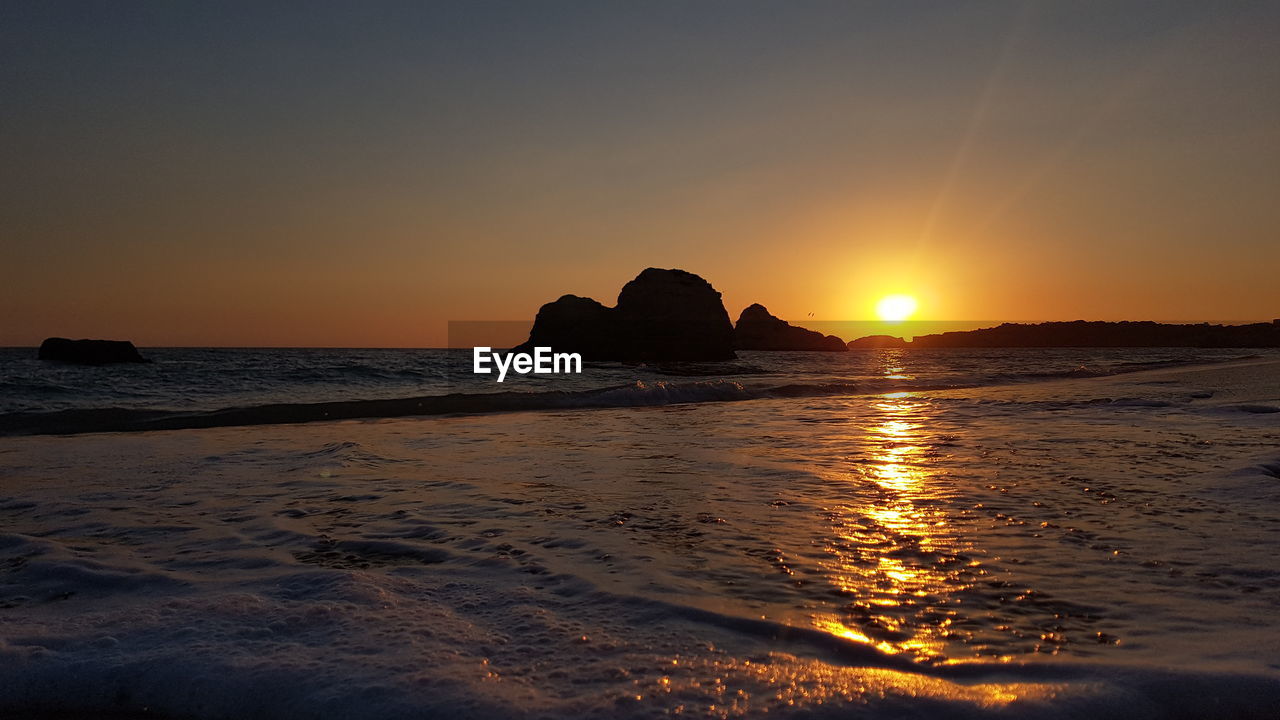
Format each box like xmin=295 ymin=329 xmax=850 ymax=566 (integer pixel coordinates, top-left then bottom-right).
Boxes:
xmin=6 ymin=317 xmax=1278 ymax=350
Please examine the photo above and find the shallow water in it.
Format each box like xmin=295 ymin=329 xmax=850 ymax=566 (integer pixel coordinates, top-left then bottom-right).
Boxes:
xmin=0 ymin=357 xmax=1278 ymax=718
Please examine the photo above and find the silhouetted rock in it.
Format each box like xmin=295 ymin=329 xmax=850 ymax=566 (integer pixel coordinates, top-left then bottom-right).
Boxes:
xmin=514 ymin=268 xmax=736 ymax=361
xmin=615 ymin=268 xmax=738 ymax=360
xmin=38 ymin=338 xmax=149 ymax=364
xmin=849 ymin=321 xmax=1280 ymax=349
xmin=734 ymin=304 xmax=846 ymax=351
xmin=518 ymin=294 xmax=617 ymax=358
xmin=847 ymin=335 xmax=908 ymax=349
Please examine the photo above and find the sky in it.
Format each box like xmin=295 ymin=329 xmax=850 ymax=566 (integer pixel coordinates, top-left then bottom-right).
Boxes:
xmin=2 ymin=1 xmax=1277 ymax=347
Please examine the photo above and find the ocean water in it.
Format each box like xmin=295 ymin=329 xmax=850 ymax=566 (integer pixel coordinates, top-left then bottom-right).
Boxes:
xmin=0 ymin=346 xmax=1267 ymax=431
xmin=1 ymin=348 xmax=1279 ymax=718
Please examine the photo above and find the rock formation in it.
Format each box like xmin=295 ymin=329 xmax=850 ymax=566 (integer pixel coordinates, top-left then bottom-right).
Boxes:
xmin=38 ymin=338 xmax=150 ymax=364
xmin=733 ymin=304 xmax=846 ymax=351
xmin=848 ymin=321 xmax=1280 ymax=349
xmin=846 ymin=334 xmax=908 ymax=349
xmin=513 ymin=268 xmax=736 ymax=361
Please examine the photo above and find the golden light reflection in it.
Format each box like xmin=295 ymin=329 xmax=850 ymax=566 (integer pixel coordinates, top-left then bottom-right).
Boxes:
xmin=636 ymin=653 xmax=1065 ymax=717
xmin=881 ymin=355 xmax=915 ymax=381
xmin=813 ymin=369 xmax=980 ymax=664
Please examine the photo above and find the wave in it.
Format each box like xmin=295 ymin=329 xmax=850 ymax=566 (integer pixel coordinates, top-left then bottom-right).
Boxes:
xmin=0 ymin=381 xmax=770 ymax=436
xmin=0 ymin=355 xmax=1244 ymax=437
xmin=0 ymin=377 xmax=964 ymax=436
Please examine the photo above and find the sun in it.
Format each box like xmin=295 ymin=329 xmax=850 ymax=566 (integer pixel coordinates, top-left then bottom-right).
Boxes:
xmin=876 ymin=294 xmax=918 ymax=322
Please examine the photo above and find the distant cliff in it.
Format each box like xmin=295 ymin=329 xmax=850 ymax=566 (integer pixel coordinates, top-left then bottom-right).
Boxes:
xmin=734 ymin=304 xmax=846 ymax=351
xmin=849 ymin=320 xmax=1280 ymax=349
xmin=513 ymin=268 xmax=736 ymax=361
xmin=846 ymin=334 xmax=909 ymax=349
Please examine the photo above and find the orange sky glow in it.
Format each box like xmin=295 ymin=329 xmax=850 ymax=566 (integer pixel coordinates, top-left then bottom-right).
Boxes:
xmin=2 ymin=3 xmax=1277 ymax=346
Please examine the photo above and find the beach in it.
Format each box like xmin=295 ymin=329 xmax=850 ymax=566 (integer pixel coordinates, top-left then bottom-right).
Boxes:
xmin=1 ymin=354 xmax=1278 ymax=718
xmin=7 ymin=1 xmax=1279 ymax=715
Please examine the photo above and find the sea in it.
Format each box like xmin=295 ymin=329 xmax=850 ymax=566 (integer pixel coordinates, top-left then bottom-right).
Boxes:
xmin=0 ymin=346 xmax=1270 ymax=428
xmin=1 ymin=346 xmax=1279 ymax=718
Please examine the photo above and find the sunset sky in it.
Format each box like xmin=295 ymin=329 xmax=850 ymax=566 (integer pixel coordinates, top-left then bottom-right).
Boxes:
xmin=3 ymin=1 xmax=1278 ymax=347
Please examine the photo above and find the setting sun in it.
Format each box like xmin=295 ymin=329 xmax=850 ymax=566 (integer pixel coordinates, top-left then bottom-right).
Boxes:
xmin=876 ymin=294 xmax=918 ymax=322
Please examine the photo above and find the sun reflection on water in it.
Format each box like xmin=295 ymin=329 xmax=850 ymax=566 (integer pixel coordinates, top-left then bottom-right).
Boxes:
xmin=814 ymin=387 xmax=982 ymax=664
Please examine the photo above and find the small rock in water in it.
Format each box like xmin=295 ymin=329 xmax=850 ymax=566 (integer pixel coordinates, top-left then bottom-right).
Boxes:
xmin=38 ymin=337 xmax=150 ymax=364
